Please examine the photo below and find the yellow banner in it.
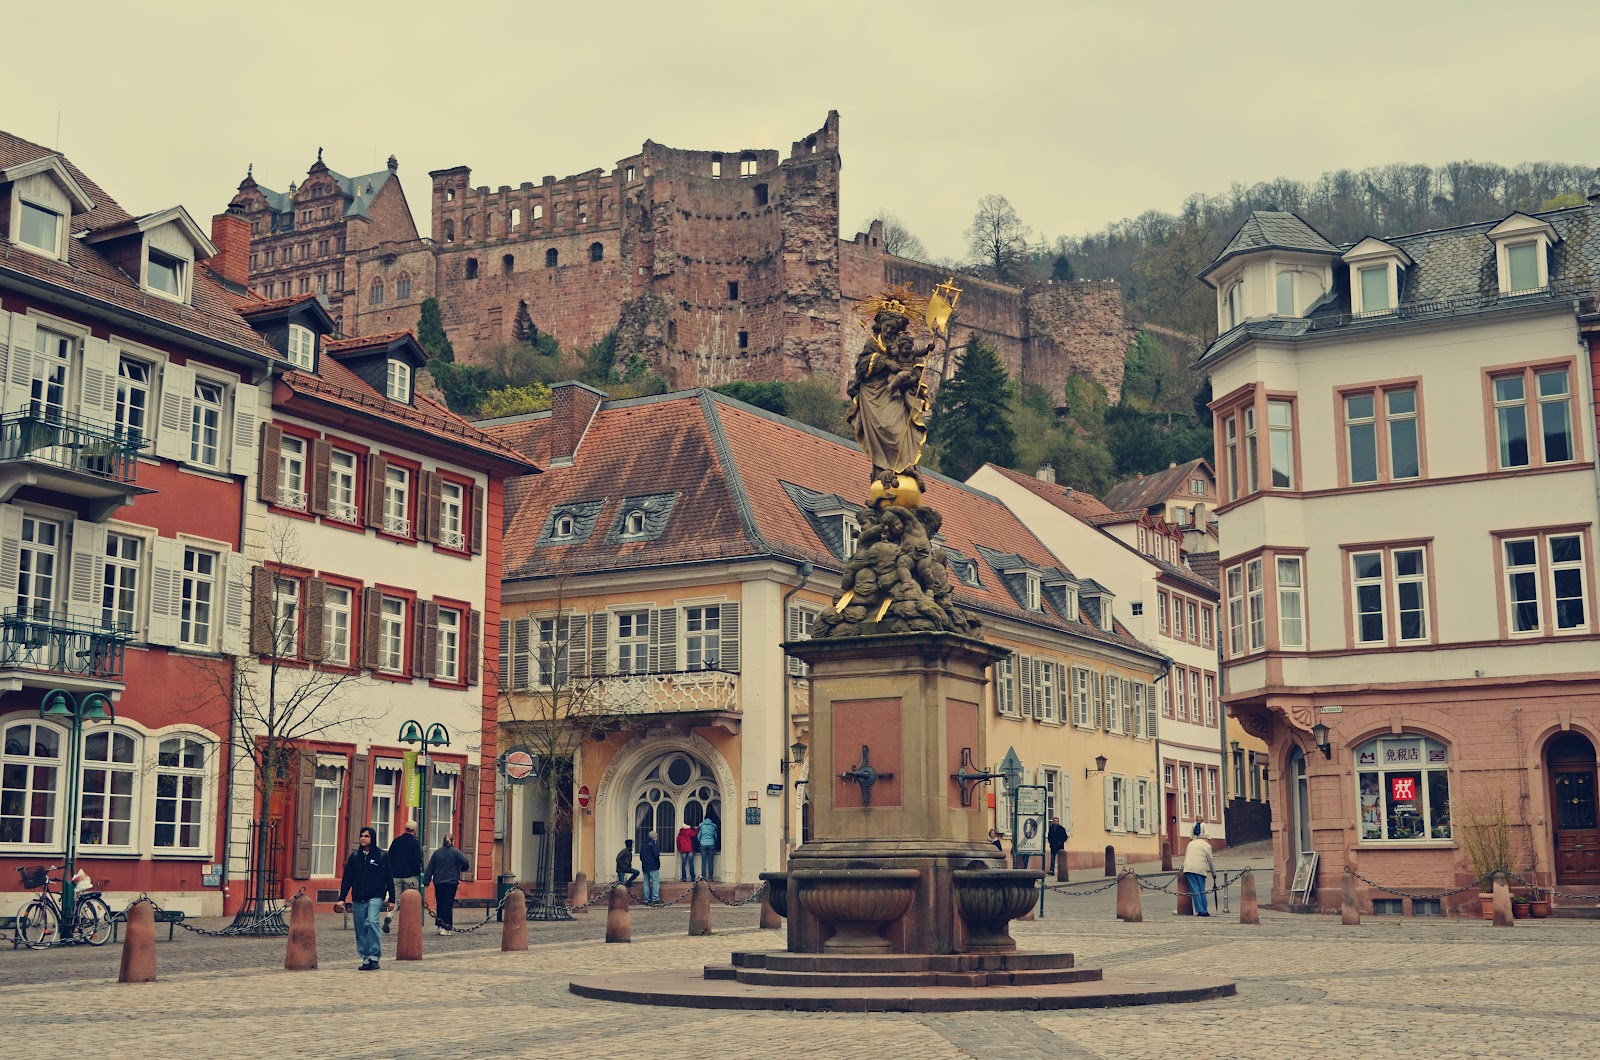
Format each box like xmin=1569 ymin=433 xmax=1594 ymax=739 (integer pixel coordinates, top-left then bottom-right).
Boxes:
xmin=403 ymin=750 xmax=421 ymax=808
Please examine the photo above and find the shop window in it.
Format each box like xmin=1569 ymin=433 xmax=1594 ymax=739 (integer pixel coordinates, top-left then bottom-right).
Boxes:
xmin=1355 ymin=735 xmax=1451 ymax=843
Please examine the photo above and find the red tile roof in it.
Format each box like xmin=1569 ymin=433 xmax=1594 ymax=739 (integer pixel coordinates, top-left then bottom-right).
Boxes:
xmin=1102 ymin=458 xmax=1212 ymax=512
xmin=237 ymin=294 xmax=321 ymax=317
xmin=325 ymin=331 xmax=417 ymax=354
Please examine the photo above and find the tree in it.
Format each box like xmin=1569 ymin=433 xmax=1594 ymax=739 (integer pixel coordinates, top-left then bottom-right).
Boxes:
xmin=417 ymin=297 xmax=454 ymax=362
xmin=1050 ymin=253 xmax=1076 ymax=282
xmin=864 ymin=211 xmax=928 ymax=260
xmin=478 ymin=383 xmax=553 ymax=419
xmin=930 ymin=335 xmax=1016 ymax=480
xmin=964 ymin=195 xmax=1031 ymax=284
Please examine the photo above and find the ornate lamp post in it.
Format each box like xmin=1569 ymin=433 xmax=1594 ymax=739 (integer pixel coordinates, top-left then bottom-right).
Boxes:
xmin=40 ymin=689 xmax=115 ymax=928
xmin=398 ymin=720 xmax=451 ymax=853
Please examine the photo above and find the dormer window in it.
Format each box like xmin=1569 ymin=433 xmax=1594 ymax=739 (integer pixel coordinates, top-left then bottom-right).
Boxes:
xmin=621 ymin=510 xmax=646 ymax=537
xmin=18 ymin=200 xmax=62 ymax=256
xmin=287 ymin=324 xmax=316 ymax=371
xmin=145 ymin=248 xmax=186 ymax=301
xmin=385 ymin=359 xmax=411 ymax=402
xmin=1024 ymin=573 xmax=1041 ymax=611
xmin=1343 ymin=238 xmax=1411 ymax=317
xmin=553 ymin=514 xmax=576 ymax=539
xmin=1357 ymin=266 xmax=1389 ymax=313
xmin=1488 ymin=213 xmax=1557 ymax=296
xmin=1506 ymin=242 xmax=1540 ymax=293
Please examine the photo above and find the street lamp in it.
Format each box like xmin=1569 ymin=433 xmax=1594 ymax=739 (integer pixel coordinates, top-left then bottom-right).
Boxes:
xmin=1085 ymin=754 xmax=1108 ymax=779
xmin=398 ymin=720 xmax=451 ymax=852
xmin=1311 ymin=722 xmax=1332 ymax=760
xmin=40 ymin=689 xmax=115 ymax=929
xmin=780 ymin=739 xmax=807 ymax=866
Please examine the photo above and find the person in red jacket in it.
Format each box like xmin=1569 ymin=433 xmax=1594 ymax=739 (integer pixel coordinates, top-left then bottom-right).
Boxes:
xmin=675 ymin=824 xmax=697 ymax=882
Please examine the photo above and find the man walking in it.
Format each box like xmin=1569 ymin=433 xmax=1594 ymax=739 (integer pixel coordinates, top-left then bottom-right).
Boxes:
xmin=423 ymin=833 xmax=471 ymax=935
xmin=676 ymin=823 xmax=697 ymax=882
xmin=334 ymin=826 xmax=395 ymax=970
xmin=616 ymin=839 xmax=641 ymax=890
xmin=697 ymin=815 xmax=719 ymax=882
xmin=1047 ymin=816 xmax=1069 ymax=877
xmin=385 ymin=820 xmax=423 ymax=933
xmin=639 ymin=830 xmax=662 ymax=905
xmin=1183 ymin=823 xmax=1217 ymax=917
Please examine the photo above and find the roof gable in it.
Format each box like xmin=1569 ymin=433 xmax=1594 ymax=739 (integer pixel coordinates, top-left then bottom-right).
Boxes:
xmin=1 ymin=153 xmax=95 ymax=214
xmin=1203 ymin=210 xmax=1339 ymax=284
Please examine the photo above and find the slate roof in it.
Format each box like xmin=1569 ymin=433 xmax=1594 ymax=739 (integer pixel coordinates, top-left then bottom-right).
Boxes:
xmin=486 ymin=389 xmax=1164 ymax=655
xmin=250 ymin=165 xmax=396 ymax=220
xmin=1103 ymin=458 xmax=1211 ymax=513
xmin=1184 ymin=552 xmax=1220 ymax=588
xmin=1205 ymin=210 xmax=1340 ymax=280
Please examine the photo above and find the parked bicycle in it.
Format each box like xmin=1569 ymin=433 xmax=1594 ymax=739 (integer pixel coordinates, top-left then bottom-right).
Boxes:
xmin=13 ymin=865 xmax=113 ymax=948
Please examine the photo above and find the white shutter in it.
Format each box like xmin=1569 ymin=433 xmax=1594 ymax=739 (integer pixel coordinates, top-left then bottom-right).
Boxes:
xmin=498 ymin=619 xmax=510 ymax=691
xmin=0 ymin=312 xmax=11 ymax=412
xmin=1090 ymin=671 xmax=1102 ymax=729
xmin=222 ymin=552 xmax=249 ymax=655
xmin=589 ymin=611 xmax=608 ymax=677
xmin=1102 ymin=676 xmax=1115 ymax=731
xmin=1147 ymin=684 xmax=1159 ymax=740
xmin=155 ymin=362 xmax=194 ymax=462
xmin=0 ymin=506 xmax=22 ymax=612
xmin=81 ymin=337 xmax=119 ymax=425
xmin=1123 ymin=679 xmax=1134 ymax=734
xmin=1103 ymin=775 xmax=1114 ymax=831
xmin=1121 ymin=779 xmax=1135 ymax=835
xmin=568 ymin=613 xmax=588 ymax=677
xmin=147 ymin=537 xmax=184 ymax=646
xmin=1017 ymin=654 xmax=1033 ymax=718
xmin=654 ymin=607 xmax=678 ymax=672
xmin=720 ymin=601 xmax=739 ymax=671
xmin=229 ymin=382 xmax=261 ymax=476
xmin=66 ymin=521 xmax=108 ymax=623
xmin=4 ymin=315 xmax=36 ymax=415
xmin=786 ymin=605 xmax=804 ymax=676
xmin=511 ymin=617 xmax=532 ymax=691
xmin=1061 ymin=774 xmax=1073 ymax=834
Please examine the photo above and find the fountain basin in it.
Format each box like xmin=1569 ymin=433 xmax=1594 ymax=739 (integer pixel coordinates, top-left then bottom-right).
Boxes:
xmin=792 ymin=868 xmax=920 ymax=953
xmin=952 ymin=869 xmax=1044 ymax=953
xmin=758 ymin=872 xmax=788 ymax=918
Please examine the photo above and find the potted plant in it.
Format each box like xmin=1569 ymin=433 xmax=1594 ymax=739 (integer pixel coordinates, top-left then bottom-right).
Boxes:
xmin=1511 ymin=895 xmax=1530 ymax=919
xmin=1461 ymin=791 xmax=1513 ymax=919
xmin=1528 ymin=889 xmax=1552 ymax=918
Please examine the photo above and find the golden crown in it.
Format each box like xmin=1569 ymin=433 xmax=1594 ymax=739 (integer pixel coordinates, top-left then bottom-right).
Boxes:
xmin=854 ymin=282 xmax=930 ymax=334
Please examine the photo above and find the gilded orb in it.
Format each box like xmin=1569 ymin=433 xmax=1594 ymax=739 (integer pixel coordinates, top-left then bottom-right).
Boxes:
xmin=868 ymin=474 xmax=922 ymax=510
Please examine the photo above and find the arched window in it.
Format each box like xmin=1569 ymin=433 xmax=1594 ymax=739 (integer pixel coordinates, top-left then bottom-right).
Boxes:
xmin=443 ymin=219 xmax=455 ymax=243
xmin=445 ymin=187 xmax=455 ymax=202
xmin=463 ymin=216 xmax=474 ymax=240
xmin=510 ymin=207 xmax=521 ymax=229
xmin=0 ymin=720 xmax=63 ymax=845
xmin=1355 ymin=735 xmax=1452 ymax=843
xmin=710 ymin=152 xmax=723 ymax=179
xmin=1226 ymin=281 xmax=1244 ymax=328
xmin=80 ymin=728 xmax=138 ymax=849
xmin=589 ymin=242 xmax=603 ymax=263
xmin=502 ymin=254 xmax=515 ymax=276
xmin=631 ymin=754 xmax=722 ymax=877
xmin=554 ymin=514 xmax=575 ymax=538
xmin=532 ymin=204 xmax=543 ymax=222
xmin=622 ymin=510 xmax=646 ymax=537
xmin=396 ymin=273 xmax=412 ymax=299
xmin=368 ymin=277 xmax=384 ymax=305
xmin=546 ymin=248 xmax=559 ymax=268
xmin=465 ymin=258 xmax=479 ymax=280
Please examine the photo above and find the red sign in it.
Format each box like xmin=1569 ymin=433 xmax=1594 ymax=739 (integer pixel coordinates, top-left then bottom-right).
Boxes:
xmin=1390 ymin=776 xmax=1417 ymax=802
xmin=577 ymin=785 xmax=591 ymax=810
xmin=504 ymin=750 xmax=535 ymax=781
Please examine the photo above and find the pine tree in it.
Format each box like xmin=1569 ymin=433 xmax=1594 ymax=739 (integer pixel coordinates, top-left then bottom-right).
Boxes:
xmin=1050 ymin=253 xmax=1076 ymax=282
xmin=417 ymin=297 xmax=454 ymax=362
xmin=930 ymin=335 xmax=1016 ymax=480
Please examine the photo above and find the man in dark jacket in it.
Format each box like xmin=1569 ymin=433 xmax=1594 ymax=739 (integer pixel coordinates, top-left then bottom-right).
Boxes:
xmin=384 ymin=821 xmax=424 ymax=934
xmin=616 ymin=839 xmax=641 ymax=890
xmin=334 ymin=827 xmax=395 ymax=970
xmin=1047 ymin=817 xmax=1069 ymax=877
xmin=422 ymin=834 xmax=471 ymax=934
xmin=639 ymin=831 xmax=663 ymax=905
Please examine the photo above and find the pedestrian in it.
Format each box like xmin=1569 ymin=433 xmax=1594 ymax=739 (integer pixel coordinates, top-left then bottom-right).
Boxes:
xmin=333 ymin=826 xmax=395 ymax=970
xmin=616 ymin=839 xmax=641 ymax=889
xmin=676 ymin=823 xmax=697 ymax=881
xmin=988 ymin=828 xmax=1004 ymax=859
xmin=1047 ymin=817 xmax=1069 ymax=876
xmin=639 ymin=830 xmax=662 ymax=905
xmin=385 ymin=820 xmax=423 ymax=934
xmin=1183 ymin=822 xmax=1217 ymax=917
xmin=697 ymin=815 xmax=719 ymax=882
xmin=422 ymin=833 xmax=470 ymax=935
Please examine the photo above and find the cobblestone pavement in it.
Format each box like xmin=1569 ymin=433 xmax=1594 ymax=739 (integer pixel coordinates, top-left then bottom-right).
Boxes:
xmin=5 ymin=873 xmax=1596 ymax=1059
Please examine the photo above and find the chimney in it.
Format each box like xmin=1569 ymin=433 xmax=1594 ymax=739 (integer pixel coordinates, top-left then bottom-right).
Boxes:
xmin=209 ymin=207 xmax=250 ymax=289
xmin=1035 ymin=464 xmax=1056 ymax=484
xmin=548 ymin=381 xmax=606 ymax=465
xmin=1192 ymin=502 xmax=1206 ymax=527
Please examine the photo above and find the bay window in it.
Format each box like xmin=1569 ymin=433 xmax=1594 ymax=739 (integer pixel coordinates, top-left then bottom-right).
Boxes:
xmin=1277 ymin=556 xmax=1304 ymax=648
xmin=1267 ymin=400 xmax=1295 ymax=488
xmin=1226 ymin=565 xmax=1245 ymax=656
xmin=1356 ymin=735 xmax=1451 ymax=842
xmin=1246 ymin=558 xmax=1265 ymax=651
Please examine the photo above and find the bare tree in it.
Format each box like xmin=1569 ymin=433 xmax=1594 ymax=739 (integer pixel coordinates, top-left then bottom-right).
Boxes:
xmin=863 ymin=210 xmax=928 ymax=260
xmin=964 ymin=194 xmax=1031 ymax=284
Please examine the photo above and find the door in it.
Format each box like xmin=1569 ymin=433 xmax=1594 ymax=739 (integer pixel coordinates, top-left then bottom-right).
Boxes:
xmin=1289 ymin=746 xmax=1311 ymax=863
xmin=1548 ymin=733 xmax=1600 ymax=885
xmin=1165 ymin=791 xmax=1179 ymax=854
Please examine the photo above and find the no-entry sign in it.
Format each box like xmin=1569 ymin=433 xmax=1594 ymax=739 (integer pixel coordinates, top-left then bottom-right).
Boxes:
xmin=577 ymin=784 xmax=591 ymax=810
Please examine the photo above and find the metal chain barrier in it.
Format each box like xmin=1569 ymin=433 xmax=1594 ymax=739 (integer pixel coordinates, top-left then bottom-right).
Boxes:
xmin=112 ymin=889 xmax=307 ymax=938
xmin=1043 ymin=877 xmax=1121 ymax=896
xmin=1508 ymin=871 xmax=1600 ymax=903
xmin=1343 ymin=865 xmax=1492 ymax=902
xmin=706 ymin=881 xmax=768 ymax=907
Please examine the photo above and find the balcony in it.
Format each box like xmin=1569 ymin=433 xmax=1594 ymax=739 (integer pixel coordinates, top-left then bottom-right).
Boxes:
xmin=593 ymin=669 xmax=741 ymax=734
xmin=0 ymin=608 xmax=132 ymax=696
xmin=0 ymin=405 xmax=150 ymax=520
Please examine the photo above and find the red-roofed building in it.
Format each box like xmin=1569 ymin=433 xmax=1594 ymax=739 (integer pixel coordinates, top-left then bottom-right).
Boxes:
xmin=482 ymin=385 xmax=1169 ymax=893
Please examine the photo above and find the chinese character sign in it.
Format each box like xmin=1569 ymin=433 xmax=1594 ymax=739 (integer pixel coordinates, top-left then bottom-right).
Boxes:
xmin=404 ymin=750 xmax=421 ymax=808
xmin=1391 ymin=776 xmax=1417 ymax=802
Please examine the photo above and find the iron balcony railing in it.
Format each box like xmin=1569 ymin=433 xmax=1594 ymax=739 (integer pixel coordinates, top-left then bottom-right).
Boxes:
xmin=0 ymin=607 xmax=133 ymax=681
xmin=1310 ymin=283 xmax=1585 ymax=332
xmin=0 ymin=404 xmax=145 ymax=484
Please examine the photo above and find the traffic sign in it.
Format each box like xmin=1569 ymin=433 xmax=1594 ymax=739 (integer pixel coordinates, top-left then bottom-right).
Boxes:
xmin=576 ymin=784 xmax=591 ymax=810
xmin=500 ymin=746 xmax=537 ymax=782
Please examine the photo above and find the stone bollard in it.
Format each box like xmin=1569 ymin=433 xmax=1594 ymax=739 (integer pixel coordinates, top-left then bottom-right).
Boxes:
xmin=118 ymin=901 xmax=157 ymax=983
xmin=1492 ymin=873 xmax=1514 ymax=928
xmin=283 ymin=894 xmax=318 ymax=970
xmin=501 ymin=888 xmax=528 ymax=951
xmin=396 ymin=888 xmax=423 ymax=960
xmin=1104 ymin=845 xmax=1116 ymax=877
xmin=759 ymin=887 xmax=781 ymax=929
xmin=1160 ymin=838 xmax=1173 ymax=873
xmin=570 ymin=873 xmax=591 ymax=914
xmin=1055 ymin=854 xmax=1069 ymax=883
xmin=688 ymin=878 xmax=713 ymax=936
xmin=1239 ymin=869 xmax=1260 ymax=925
xmin=1176 ymin=876 xmax=1194 ymax=916
xmin=1341 ymin=871 xmax=1361 ymax=926
xmin=605 ymin=884 xmax=631 ymax=943
xmin=1116 ymin=870 xmax=1143 ymax=923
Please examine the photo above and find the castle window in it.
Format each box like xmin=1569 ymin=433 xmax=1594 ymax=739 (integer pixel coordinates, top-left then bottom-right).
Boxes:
xmin=487 ymin=213 xmax=498 ymax=238
xmin=445 ymin=187 xmax=455 ymax=202
xmin=589 ymin=242 xmax=604 ymax=263
xmin=465 ymin=258 xmax=479 ymax=280
xmin=625 ymin=166 xmax=637 ymax=182
xmin=728 ymin=281 xmax=740 ymax=301
xmin=502 ymin=254 xmax=514 ymax=276
xmin=510 ymin=207 xmax=520 ymax=229
xmin=738 ymin=330 xmax=749 ymax=350
xmin=668 ymin=320 xmax=677 ymax=343
xmin=532 ymin=204 xmax=543 ymax=221
xmin=546 ymin=248 xmax=559 ymax=268
xmin=754 ymin=183 xmax=768 ymax=207
xmin=578 ymin=202 xmax=588 ymax=224
xmin=805 ymin=135 xmax=817 ymax=154
xmin=464 ymin=216 xmax=474 ymax=240
xmin=710 ymin=153 xmax=722 ymax=179
xmin=739 ymin=152 xmax=757 ymax=177
xmin=369 ymin=277 xmax=384 ymax=305
xmin=443 ymin=220 xmax=455 ymax=243
xmin=396 ymin=273 xmax=412 ymax=299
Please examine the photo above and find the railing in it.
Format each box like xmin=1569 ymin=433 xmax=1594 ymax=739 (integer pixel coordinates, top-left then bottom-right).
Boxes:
xmin=592 ymin=668 xmax=739 ymax=716
xmin=276 ymin=487 xmax=308 ymax=512
xmin=0 ymin=405 xmax=144 ymax=485
xmin=439 ymin=528 xmax=467 ymax=550
xmin=0 ymin=608 xmax=132 ymax=681
xmin=1312 ymin=283 xmax=1583 ymax=332
xmin=383 ymin=514 xmax=411 ymax=536
xmin=327 ymin=500 xmax=358 ymax=523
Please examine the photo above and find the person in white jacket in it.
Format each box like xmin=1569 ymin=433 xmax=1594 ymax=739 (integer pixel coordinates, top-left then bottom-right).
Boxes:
xmin=1182 ymin=823 xmax=1216 ymax=917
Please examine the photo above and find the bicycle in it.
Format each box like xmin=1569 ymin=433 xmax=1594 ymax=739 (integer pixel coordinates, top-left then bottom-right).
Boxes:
xmin=14 ymin=865 xmax=113 ymax=948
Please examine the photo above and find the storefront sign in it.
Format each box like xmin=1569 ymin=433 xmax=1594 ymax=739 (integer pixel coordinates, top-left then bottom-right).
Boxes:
xmin=1391 ymin=776 xmax=1417 ymax=802
xmin=404 ymin=750 xmax=421 ymax=808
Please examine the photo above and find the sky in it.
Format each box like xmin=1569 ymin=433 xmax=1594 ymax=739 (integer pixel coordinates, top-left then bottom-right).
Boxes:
xmin=9 ymin=1 xmax=1599 ymax=264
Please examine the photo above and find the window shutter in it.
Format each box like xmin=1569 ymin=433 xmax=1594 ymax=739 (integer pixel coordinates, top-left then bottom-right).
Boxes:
xmin=720 ymin=602 xmax=739 ymax=671
xmin=0 ymin=506 xmax=22 ymax=613
xmin=411 ymin=601 xmax=427 ymax=678
xmin=567 ymin=613 xmax=588 ymax=677
xmin=66 ymin=521 xmax=108 ymax=624
xmin=414 ymin=470 xmax=435 ymax=543
xmin=1103 ymin=775 xmax=1114 ymax=831
xmin=257 ymin=423 xmax=283 ymax=503
xmin=146 ymin=537 xmax=183 ymax=646
xmin=230 ymin=382 xmax=261 ymax=476
xmin=1090 ymin=671 xmax=1102 ymax=729
xmin=653 ymin=608 xmax=678 ymax=672
xmin=0 ymin=313 xmax=12 ymax=413
xmin=418 ymin=600 xmax=440 ymax=679
xmin=427 ymin=472 xmax=445 ymax=544
xmin=1121 ymin=779 xmax=1134 ymax=834
xmin=511 ymin=617 xmax=532 ymax=690
xmin=1061 ymin=774 xmax=1073 ymax=834
xmin=589 ymin=611 xmax=608 ymax=677
xmin=347 ymin=754 xmax=370 ymax=848
xmin=364 ymin=455 xmax=387 ymax=529
xmin=470 ymin=484 xmax=485 ymax=555
xmin=304 ymin=578 xmax=326 ymax=660
xmin=1018 ymin=654 xmax=1034 ymax=718
xmin=786 ymin=606 xmax=804 ymax=676
xmin=361 ymin=587 xmax=382 ymax=667
xmin=1146 ymin=684 xmax=1159 ymax=739
xmin=154 ymin=362 xmax=194 ymax=461
xmin=459 ymin=764 xmax=481 ymax=880
xmin=1123 ymin=680 xmax=1134 ymax=734
xmin=292 ymin=751 xmax=315 ymax=879
xmin=1102 ymin=676 xmax=1114 ymax=731
xmin=465 ymin=608 xmax=480 ymax=686
xmin=498 ymin=619 xmax=511 ymax=692
xmin=2 ymin=315 xmax=36 ymax=415
xmin=309 ymin=439 xmax=331 ymax=515
xmin=250 ymin=565 xmax=275 ymax=656
xmin=81 ymin=336 xmax=120 ymax=424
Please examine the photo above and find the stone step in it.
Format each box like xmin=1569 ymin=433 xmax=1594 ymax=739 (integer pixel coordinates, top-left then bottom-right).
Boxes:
xmin=702 ymin=964 xmax=738 ymax=980
xmin=741 ymin=950 xmax=1076 ymax=974
xmin=732 ymin=966 xmax=1103 ymax=989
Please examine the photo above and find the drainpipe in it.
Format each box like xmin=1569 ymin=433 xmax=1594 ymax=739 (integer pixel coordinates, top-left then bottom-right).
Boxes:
xmin=781 ymin=561 xmax=814 ymax=867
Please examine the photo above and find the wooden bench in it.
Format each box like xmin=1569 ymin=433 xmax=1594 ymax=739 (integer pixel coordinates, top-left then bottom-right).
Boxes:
xmin=109 ymin=908 xmax=185 ymax=942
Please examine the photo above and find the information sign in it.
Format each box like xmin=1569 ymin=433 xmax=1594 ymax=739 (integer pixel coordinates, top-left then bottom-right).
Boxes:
xmin=403 ymin=750 xmax=421 ymax=808
xmin=745 ymin=807 xmax=761 ymax=825
xmin=1290 ymin=851 xmax=1319 ymax=906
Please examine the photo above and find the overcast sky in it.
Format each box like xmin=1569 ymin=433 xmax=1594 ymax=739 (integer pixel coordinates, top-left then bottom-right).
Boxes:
xmin=9 ymin=1 xmax=1597 ymax=263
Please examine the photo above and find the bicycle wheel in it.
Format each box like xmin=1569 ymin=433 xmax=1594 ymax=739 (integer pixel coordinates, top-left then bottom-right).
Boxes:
xmin=19 ymin=899 xmax=58 ymax=949
xmin=76 ymin=897 xmax=113 ymax=946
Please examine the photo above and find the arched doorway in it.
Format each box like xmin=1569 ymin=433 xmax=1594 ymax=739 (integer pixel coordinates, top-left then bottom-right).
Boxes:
xmin=1288 ymin=746 xmax=1311 ymax=862
xmin=1547 ymin=733 xmax=1599 ymax=886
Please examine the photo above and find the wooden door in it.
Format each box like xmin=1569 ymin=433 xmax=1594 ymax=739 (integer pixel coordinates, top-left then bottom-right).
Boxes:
xmin=1165 ymin=792 xmax=1179 ymax=853
xmin=1548 ymin=734 xmax=1600 ymax=885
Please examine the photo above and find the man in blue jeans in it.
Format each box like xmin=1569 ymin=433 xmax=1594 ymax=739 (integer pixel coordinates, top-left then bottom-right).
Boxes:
xmin=1183 ymin=822 xmax=1216 ymax=917
xmin=334 ymin=826 xmax=396 ymax=970
xmin=697 ymin=815 xmax=719 ymax=882
xmin=639 ymin=830 xmax=663 ymax=905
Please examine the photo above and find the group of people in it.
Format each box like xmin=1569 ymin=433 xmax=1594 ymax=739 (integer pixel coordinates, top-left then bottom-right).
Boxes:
xmin=333 ymin=822 xmax=471 ymax=971
xmin=615 ymin=817 xmax=720 ymax=903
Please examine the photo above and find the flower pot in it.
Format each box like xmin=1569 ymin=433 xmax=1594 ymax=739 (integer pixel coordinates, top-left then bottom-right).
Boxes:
xmin=1512 ymin=902 xmax=1529 ymax=919
xmin=1529 ymin=899 xmax=1551 ymax=918
xmin=1479 ymin=894 xmax=1495 ymax=919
